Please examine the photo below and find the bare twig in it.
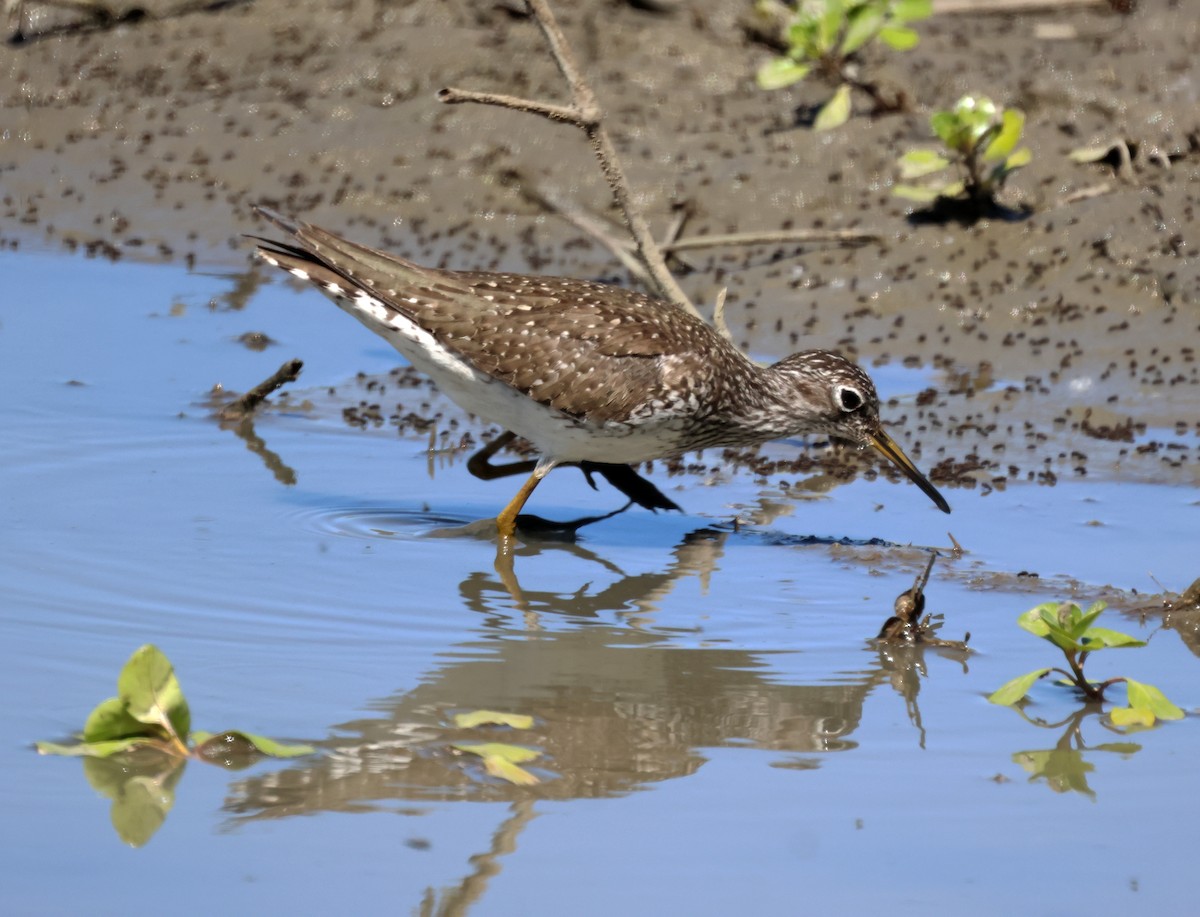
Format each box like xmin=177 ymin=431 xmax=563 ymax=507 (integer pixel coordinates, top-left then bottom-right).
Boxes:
xmin=934 ymin=0 xmax=1111 ymax=14
xmin=440 ymin=0 xmax=696 ymax=316
xmin=662 ymin=227 xmax=879 ymax=253
xmin=219 ymin=358 xmax=303 ymax=420
xmin=507 ymin=175 xmax=653 ymax=283
xmin=437 ymin=88 xmax=579 ymax=125
xmin=711 ymin=287 xmax=733 ymax=345
xmin=659 ymin=202 xmax=693 ymax=250
xmin=1057 ymin=183 xmax=1113 ymax=206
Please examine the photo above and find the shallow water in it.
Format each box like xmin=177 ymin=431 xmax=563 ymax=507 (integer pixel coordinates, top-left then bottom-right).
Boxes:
xmin=2 ymin=250 xmax=1197 ymax=913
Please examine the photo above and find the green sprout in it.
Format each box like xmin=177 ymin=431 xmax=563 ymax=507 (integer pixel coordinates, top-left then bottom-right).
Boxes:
xmin=36 ymin=645 xmax=315 ymax=846
xmin=37 ymin=644 xmax=314 ymax=761
xmin=755 ymin=0 xmax=931 ymax=131
xmin=988 ymin=601 xmax=1184 ymax=728
xmin=894 ymin=94 xmax=1031 ymax=208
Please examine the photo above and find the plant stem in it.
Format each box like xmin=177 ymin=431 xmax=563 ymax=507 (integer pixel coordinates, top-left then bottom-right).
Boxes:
xmin=1061 ymin=652 xmax=1103 ymax=700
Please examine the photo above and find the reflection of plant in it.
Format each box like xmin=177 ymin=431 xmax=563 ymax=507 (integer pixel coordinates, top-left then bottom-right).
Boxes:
xmin=36 ymin=645 xmax=314 ymax=846
xmin=894 ymin=95 xmax=1031 ymax=206
xmin=1008 ymin=708 xmax=1139 ymax=800
xmin=988 ymin=602 xmax=1184 ymax=728
xmin=37 ymin=645 xmax=314 ymax=760
xmin=450 ymin=709 xmax=546 ymax=786
xmin=755 ymin=0 xmax=931 ymax=130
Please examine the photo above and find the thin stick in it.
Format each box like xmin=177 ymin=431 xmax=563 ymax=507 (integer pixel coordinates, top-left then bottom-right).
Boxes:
xmin=934 ymin=0 xmax=1109 ymax=13
xmin=1057 ymin=183 xmax=1113 ymax=206
xmin=440 ymin=0 xmax=697 ymax=316
xmin=662 ymin=227 xmax=879 ymax=253
xmin=219 ymin=358 xmax=303 ymax=420
xmin=436 ymin=88 xmax=579 ymax=125
xmin=711 ymin=287 xmax=733 ymax=344
xmin=660 ymin=203 xmax=693 ymax=250
xmin=512 ymin=178 xmax=653 ymax=283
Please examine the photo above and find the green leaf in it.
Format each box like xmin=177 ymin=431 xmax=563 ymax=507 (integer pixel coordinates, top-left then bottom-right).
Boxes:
xmin=930 ymin=110 xmax=963 ymax=148
xmin=756 ymin=57 xmax=812 ymax=90
xmin=1038 ymin=602 xmax=1072 ymax=631
xmin=193 ymin=730 xmax=316 ymax=762
xmin=1065 ymin=602 xmax=1107 ymax=640
xmin=814 ymin=84 xmax=852 ymax=131
xmin=1110 ymin=706 xmax=1156 ymax=727
xmin=1032 ymin=605 xmax=1084 ymax=652
xmin=987 ymin=668 xmax=1051 ymax=706
xmin=787 ymin=18 xmax=821 ymax=57
xmin=816 ymin=1 xmax=844 ymax=52
xmin=1043 ymin=626 xmax=1084 ymax=654
xmin=937 ymin=179 xmax=965 ymax=198
xmin=1069 ymin=145 xmax=1113 ymax=163
xmin=1125 ymin=678 xmax=1185 ymax=721
xmin=36 ymin=736 xmax=160 ymax=758
xmin=877 ymin=24 xmax=919 ymax=50
xmin=1005 ymin=146 xmax=1033 ymax=169
xmin=1018 ymin=603 xmax=1057 ymax=636
xmin=892 ymin=182 xmax=948 ymax=202
xmin=482 ymin=755 xmax=540 ymax=786
xmin=117 ymin=645 xmax=190 ymax=742
xmin=891 ymin=0 xmax=932 ymax=22
xmin=982 ymin=108 xmax=1025 ymax=161
xmin=897 ymin=149 xmax=950 ymax=179
xmin=840 ymin=6 xmax=883 ymax=55
xmin=453 ymin=742 xmax=541 ymax=764
xmin=1079 ymin=627 xmax=1145 ymax=649
xmin=956 ymin=94 xmax=997 ymax=123
xmin=454 ymin=710 xmax=535 ymax=730
xmin=83 ymin=696 xmax=150 ymax=743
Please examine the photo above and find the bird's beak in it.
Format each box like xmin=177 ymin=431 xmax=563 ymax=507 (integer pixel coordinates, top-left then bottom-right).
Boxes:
xmin=869 ymin=429 xmax=951 ymax=514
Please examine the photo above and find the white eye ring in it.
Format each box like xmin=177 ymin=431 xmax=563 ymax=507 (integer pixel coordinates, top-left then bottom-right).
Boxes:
xmin=836 ymin=385 xmax=864 ymax=413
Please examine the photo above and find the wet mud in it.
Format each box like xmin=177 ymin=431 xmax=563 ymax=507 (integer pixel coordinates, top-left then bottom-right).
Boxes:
xmin=4 ymin=0 xmax=1196 ymax=497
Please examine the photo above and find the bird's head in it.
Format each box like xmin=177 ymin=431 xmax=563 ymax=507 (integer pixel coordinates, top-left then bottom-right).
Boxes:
xmin=773 ymin=351 xmax=951 ymax=514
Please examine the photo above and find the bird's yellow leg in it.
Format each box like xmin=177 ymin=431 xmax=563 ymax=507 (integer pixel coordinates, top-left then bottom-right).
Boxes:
xmin=495 ymin=459 xmax=558 ymax=540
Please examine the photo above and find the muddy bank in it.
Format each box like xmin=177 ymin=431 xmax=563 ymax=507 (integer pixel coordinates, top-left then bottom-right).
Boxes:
xmin=2 ymin=0 xmax=1198 ymax=491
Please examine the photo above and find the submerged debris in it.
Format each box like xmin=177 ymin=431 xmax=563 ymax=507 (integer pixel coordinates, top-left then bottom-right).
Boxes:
xmin=877 ymin=552 xmax=971 ymax=650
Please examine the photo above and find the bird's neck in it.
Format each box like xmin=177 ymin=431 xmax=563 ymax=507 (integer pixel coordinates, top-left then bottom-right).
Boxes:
xmin=710 ymin=357 xmax=815 ymax=443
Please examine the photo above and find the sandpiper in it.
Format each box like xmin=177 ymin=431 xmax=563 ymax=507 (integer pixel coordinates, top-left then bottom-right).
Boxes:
xmin=252 ymin=207 xmax=950 ymax=536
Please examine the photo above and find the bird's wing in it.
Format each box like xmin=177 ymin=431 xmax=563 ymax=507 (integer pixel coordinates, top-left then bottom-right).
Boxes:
xmin=253 ymin=208 xmax=743 ymax=424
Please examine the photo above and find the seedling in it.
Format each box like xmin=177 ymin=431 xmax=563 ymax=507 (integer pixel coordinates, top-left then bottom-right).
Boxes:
xmin=894 ymin=95 xmax=1031 ymax=209
xmin=37 ymin=644 xmax=314 ymax=761
xmin=755 ymin=0 xmax=931 ymax=131
xmin=36 ymin=645 xmax=314 ymax=846
xmin=988 ymin=601 xmax=1184 ymax=728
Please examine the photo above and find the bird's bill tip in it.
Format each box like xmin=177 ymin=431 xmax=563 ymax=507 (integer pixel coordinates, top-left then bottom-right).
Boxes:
xmin=869 ymin=430 xmax=951 ymax=514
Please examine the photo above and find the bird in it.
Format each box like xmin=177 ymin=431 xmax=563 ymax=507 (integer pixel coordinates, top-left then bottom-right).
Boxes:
xmin=251 ymin=207 xmax=950 ymax=538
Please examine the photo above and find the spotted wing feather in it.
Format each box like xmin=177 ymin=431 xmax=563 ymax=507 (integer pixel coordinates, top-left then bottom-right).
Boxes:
xmin=253 ymin=209 xmax=748 ymax=425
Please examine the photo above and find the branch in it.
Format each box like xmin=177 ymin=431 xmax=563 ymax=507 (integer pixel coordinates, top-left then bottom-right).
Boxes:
xmin=662 ymin=227 xmax=879 ymax=252
xmin=219 ymin=358 xmax=303 ymax=421
xmin=436 ymin=88 xmax=580 ymax=125
xmin=440 ymin=0 xmax=697 ymax=316
xmin=504 ymin=172 xmax=654 ymax=283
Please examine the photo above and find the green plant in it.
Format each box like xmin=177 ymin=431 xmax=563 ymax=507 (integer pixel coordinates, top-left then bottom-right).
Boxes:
xmin=988 ymin=601 xmax=1184 ymax=727
xmin=755 ymin=0 xmax=931 ymax=130
xmin=37 ymin=644 xmax=314 ymax=761
xmin=894 ymin=94 xmax=1031 ymax=207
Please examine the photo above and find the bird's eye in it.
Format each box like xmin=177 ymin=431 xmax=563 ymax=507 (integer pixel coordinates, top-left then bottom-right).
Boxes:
xmin=837 ymin=386 xmax=864 ymax=412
